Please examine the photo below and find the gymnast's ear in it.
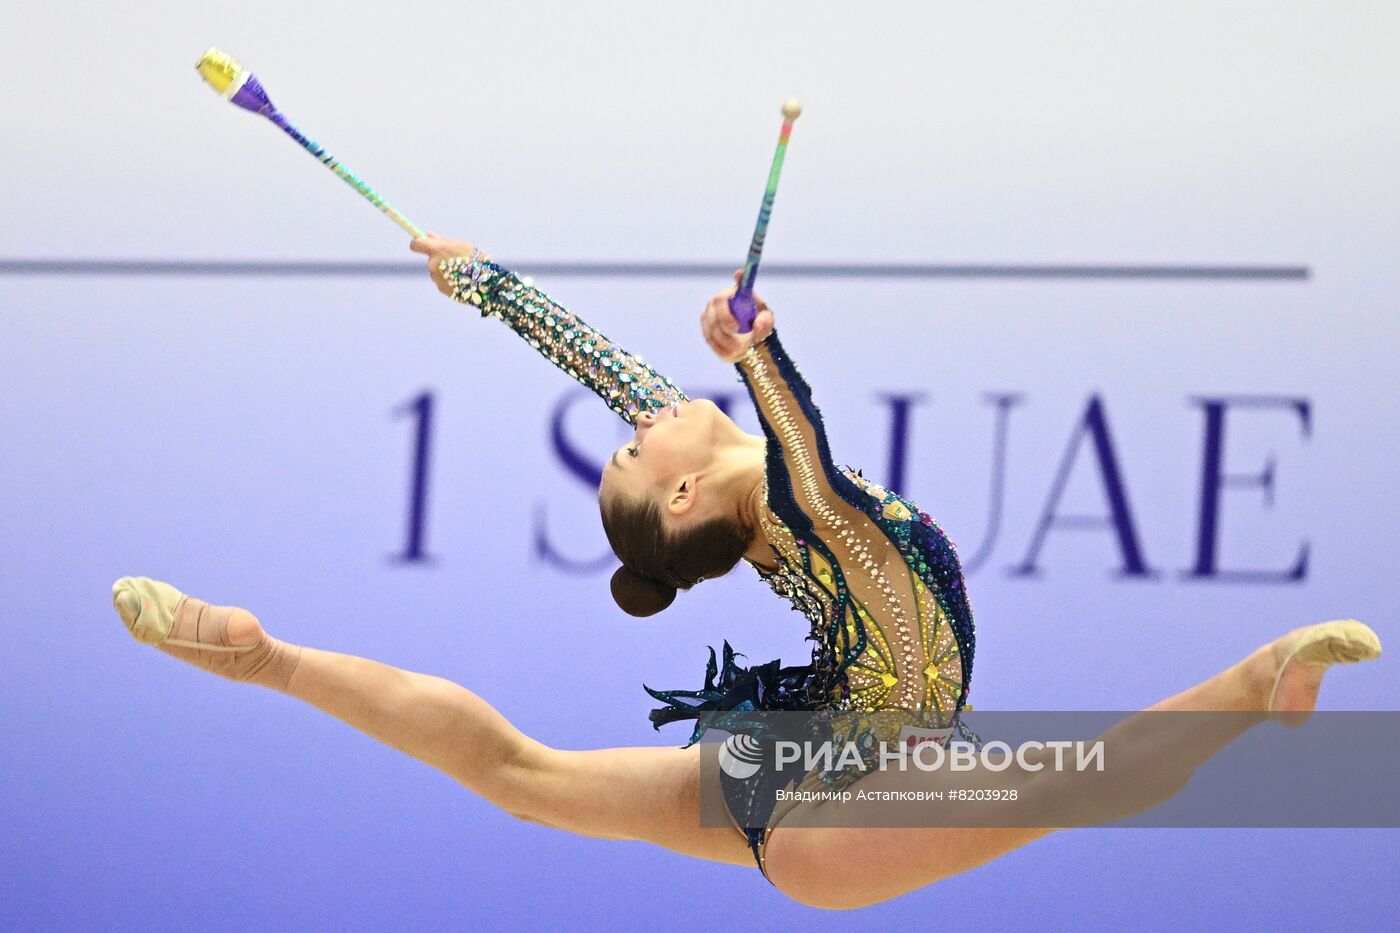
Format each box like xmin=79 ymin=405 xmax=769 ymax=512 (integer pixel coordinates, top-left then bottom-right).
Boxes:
xmin=666 ymin=475 xmax=699 ymax=517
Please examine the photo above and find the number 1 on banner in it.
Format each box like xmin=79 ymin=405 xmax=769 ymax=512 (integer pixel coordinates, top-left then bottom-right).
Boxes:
xmin=393 ymin=390 xmax=436 ymax=564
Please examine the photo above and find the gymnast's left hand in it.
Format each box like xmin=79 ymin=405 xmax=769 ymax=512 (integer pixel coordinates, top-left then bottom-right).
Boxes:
xmin=700 ymin=270 xmax=775 ymax=363
xmin=409 ymin=232 xmax=479 ymax=298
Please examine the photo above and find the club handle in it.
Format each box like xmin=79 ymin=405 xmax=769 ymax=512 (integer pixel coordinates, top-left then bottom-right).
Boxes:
xmin=728 ymin=288 xmax=758 ymax=334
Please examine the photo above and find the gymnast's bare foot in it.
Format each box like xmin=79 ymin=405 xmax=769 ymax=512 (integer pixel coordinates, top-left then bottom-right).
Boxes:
xmin=111 ymin=576 xmax=301 ymax=691
xmin=1239 ymin=620 xmax=1382 ymax=724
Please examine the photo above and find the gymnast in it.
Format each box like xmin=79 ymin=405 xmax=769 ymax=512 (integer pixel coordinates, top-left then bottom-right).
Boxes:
xmin=111 ymin=250 xmax=1381 ymax=908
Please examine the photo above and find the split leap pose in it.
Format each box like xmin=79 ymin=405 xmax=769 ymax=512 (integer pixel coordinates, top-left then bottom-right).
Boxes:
xmin=111 ymin=253 xmax=1381 ymax=907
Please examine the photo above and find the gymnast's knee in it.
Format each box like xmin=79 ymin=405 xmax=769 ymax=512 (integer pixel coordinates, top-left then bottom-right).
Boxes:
xmin=454 ymin=738 xmax=562 ymax=827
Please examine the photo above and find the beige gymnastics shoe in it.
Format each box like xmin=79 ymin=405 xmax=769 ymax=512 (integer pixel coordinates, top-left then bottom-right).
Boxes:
xmin=111 ymin=576 xmax=301 ymax=690
xmin=1267 ymin=619 xmax=1382 ymax=718
xmin=113 ymin=576 xmax=247 ymax=651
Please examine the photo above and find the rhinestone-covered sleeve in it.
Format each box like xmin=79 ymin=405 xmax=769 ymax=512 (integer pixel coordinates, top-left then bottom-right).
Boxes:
xmin=736 ymin=332 xmax=937 ymax=711
xmin=440 ymin=255 xmax=687 ymax=425
xmin=734 ymin=332 xmax=860 ymax=528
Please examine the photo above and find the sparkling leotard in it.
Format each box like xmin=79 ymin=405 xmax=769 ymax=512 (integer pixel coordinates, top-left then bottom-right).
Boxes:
xmin=443 ymin=256 xmax=977 ymax=871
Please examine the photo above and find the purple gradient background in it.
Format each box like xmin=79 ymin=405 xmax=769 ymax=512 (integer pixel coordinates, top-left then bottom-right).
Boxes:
xmin=2 ymin=2 xmax=1397 ymax=930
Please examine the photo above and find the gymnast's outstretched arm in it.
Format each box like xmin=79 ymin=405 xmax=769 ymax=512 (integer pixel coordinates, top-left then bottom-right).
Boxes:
xmin=409 ymin=233 xmax=686 ymax=425
xmin=698 ymin=281 xmax=971 ymax=713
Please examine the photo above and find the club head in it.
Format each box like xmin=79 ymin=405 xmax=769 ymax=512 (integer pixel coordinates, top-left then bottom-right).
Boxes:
xmin=195 ymin=46 xmax=275 ymax=116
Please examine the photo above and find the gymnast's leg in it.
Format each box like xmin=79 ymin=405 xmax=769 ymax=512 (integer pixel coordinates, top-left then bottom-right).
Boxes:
xmin=762 ymin=619 xmax=1382 ymax=909
xmin=110 ymin=577 xmax=752 ymax=868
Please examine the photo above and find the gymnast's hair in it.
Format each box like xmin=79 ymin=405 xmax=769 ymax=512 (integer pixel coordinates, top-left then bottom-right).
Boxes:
xmin=600 ymin=494 xmax=751 ymax=617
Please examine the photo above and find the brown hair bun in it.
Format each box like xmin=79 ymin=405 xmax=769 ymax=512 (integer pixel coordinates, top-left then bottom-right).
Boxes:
xmin=610 ymin=565 xmax=678 ymax=617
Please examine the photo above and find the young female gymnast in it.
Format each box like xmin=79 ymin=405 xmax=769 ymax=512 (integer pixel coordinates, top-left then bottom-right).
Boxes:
xmin=111 ymin=252 xmax=1381 ymax=908
xmin=410 ymin=234 xmax=980 ymax=867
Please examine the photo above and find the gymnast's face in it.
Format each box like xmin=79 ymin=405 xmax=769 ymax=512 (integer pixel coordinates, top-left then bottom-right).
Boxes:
xmin=599 ymin=399 xmax=738 ymax=518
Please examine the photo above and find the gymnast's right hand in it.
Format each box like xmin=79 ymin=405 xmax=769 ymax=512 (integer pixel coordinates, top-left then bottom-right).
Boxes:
xmin=700 ymin=270 xmax=775 ymax=363
xmin=409 ymin=233 xmax=480 ymax=298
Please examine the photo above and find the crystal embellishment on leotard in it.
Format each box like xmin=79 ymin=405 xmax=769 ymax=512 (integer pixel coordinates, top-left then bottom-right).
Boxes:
xmin=447 ymin=255 xmax=686 ymax=425
xmin=439 ymin=251 xmax=493 ymax=307
xmin=739 ymin=339 xmax=933 ymax=710
xmin=464 ymin=263 xmax=978 ymax=876
xmin=647 ymin=331 xmax=976 ymax=762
